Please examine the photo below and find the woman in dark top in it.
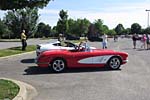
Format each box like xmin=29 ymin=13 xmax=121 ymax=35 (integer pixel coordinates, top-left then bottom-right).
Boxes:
xmin=146 ymin=34 xmax=150 ymax=49
xmin=132 ymin=33 xmax=137 ymax=49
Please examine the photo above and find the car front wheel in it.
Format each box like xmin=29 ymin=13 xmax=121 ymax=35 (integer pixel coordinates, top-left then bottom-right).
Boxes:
xmin=108 ymin=57 xmax=121 ymax=70
xmin=51 ymin=59 xmax=66 ymax=72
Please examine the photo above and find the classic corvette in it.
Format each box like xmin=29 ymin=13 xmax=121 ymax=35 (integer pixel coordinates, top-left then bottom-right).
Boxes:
xmin=36 ymin=41 xmax=96 ymax=56
xmin=35 ymin=43 xmax=128 ymax=72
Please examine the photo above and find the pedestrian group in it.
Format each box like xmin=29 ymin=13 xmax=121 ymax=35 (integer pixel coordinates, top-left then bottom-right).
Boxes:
xmin=132 ymin=33 xmax=150 ymax=50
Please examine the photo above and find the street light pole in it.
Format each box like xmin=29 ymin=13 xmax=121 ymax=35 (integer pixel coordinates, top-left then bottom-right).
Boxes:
xmin=146 ymin=9 xmax=150 ymax=27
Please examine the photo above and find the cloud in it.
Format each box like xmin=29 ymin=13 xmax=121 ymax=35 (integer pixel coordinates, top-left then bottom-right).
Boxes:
xmin=67 ymin=10 xmax=146 ymax=28
xmin=39 ymin=9 xmax=59 ymax=15
xmin=0 ymin=11 xmax=6 ymax=19
xmin=38 ymin=1 xmax=150 ymax=28
xmin=0 ymin=1 xmax=150 ymax=29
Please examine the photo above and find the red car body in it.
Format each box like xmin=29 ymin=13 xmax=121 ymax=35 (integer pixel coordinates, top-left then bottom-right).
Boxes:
xmin=35 ymin=49 xmax=128 ymax=72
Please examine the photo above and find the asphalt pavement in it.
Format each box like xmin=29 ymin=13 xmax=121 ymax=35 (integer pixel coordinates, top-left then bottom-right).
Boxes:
xmin=0 ymin=38 xmax=150 ymax=100
xmin=0 ymin=38 xmax=56 ymax=49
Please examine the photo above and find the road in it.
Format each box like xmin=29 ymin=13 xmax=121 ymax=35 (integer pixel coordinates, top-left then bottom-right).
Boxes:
xmin=0 ymin=38 xmax=150 ymax=100
xmin=0 ymin=38 xmax=55 ymax=49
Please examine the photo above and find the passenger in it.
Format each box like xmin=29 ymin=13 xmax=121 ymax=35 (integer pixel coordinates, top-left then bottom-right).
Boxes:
xmin=79 ymin=40 xmax=90 ymax=52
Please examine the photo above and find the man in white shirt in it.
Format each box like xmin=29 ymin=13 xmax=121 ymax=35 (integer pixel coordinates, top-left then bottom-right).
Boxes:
xmin=102 ymin=33 xmax=108 ymax=49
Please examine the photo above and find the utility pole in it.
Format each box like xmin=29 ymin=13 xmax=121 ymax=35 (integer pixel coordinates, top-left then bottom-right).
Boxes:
xmin=146 ymin=9 xmax=150 ymax=27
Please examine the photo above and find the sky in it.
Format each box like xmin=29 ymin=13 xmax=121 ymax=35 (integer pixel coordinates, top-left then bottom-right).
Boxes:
xmin=0 ymin=0 xmax=150 ymax=29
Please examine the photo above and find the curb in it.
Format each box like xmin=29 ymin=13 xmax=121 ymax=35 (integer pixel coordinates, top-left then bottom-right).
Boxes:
xmin=0 ymin=78 xmax=37 ymax=100
xmin=0 ymin=51 xmax=35 ymax=59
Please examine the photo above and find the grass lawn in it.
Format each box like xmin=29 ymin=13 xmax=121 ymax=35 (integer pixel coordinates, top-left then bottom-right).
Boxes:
xmin=0 ymin=79 xmax=20 ymax=100
xmin=0 ymin=39 xmax=20 ymax=42
xmin=0 ymin=45 xmax=36 ymax=57
xmin=0 ymin=39 xmax=84 ymax=58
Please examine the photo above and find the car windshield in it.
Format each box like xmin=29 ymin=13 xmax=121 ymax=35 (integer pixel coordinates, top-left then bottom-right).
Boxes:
xmin=53 ymin=41 xmax=77 ymax=48
xmin=81 ymin=42 xmax=91 ymax=52
xmin=69 ymin=42 xmax=92 ymax=52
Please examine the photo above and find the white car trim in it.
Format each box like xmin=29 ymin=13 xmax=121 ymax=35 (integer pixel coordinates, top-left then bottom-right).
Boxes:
xmin=78 ymin=55 xmax=113 ymax=64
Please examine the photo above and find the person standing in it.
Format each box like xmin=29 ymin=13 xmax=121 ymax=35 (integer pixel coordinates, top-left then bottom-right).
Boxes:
xmin=21 ymin=30 xmax=27 ymax=51
xmin=102 ymin=33 xmax=108 ymax=49
xmin=146 ymin=34 xmax=150 ymax=49
xmin=132 ymin=33 xmax=137 ymax=49
xmin=114 ymin=35 xmax=118 ymax=42
xmin=141 ymin=34 xmax=147 ymax=49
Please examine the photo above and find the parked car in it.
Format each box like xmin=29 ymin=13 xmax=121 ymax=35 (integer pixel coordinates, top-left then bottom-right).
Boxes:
xmin=65 ymin=34 xmax=80 ymax=40
xmin=88 ymin=36 xmax=103 ymax=42
xmin=35 ymin=43 xmax=128 ymax=72
xmin=36 ymin=41 xmax=96 ymax=56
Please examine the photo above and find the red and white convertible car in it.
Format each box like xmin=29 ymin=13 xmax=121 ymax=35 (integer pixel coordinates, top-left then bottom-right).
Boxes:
xmin=35 ymin=43 xmax=128 ymax=72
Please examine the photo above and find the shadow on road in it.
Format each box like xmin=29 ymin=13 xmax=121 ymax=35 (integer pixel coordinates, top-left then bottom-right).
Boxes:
xmin=23 ymin=66 xmax=121 ymax=75
xmin=21 ymin=58 xmax=35 ymax=64
xmin=136 ymin=48 xmax=149 ymax=51
xmin=121 ymin=48 xmax=150 ymax=51
xmin=121 ymin=48 xmax=133 ymax=50
xmin=21 ymin=58 xmax=121 ymax=75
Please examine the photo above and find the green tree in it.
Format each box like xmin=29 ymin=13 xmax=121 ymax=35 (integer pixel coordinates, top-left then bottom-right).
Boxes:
xmin=122 ymin=28 xmax=131 ymax=35
xmin=102 ymin=25 xmax=109 ymax=34
xmin=51 ymin=26 xmax=57 ymax=37
xmin=93 ymin=19 xmax=109 ymax=35
xmin=69 ymin=18 xmax=90 ymax=36
xmin=0 ymin=0 xmax=52 ymax=10
xmin=0 ymin=19 xmax=5 ymax=38
xmin=67 ymin=18 xmax=76 ymax=35
xmin=94 ymin=19 xmax=104 ymax=35
xmin=115 ymin=24 xmax=124 ymax=35
xmin=43 ymin=24 xmax=51 ymax=37
xmin=88 ymin=24 xmax=95 ymax=33
xmin=131 ymin=23 xmax=141 ymax=34
xmin=56 ymin=9 xmax=68 ymax=36
xmin=35 ymin=22 xmax=45 ymax=38
xmin=107 ymin=29 xmax=116 ymax=36
xmin=0 ymin=19 xmax=11 ymax=39
xmin=144 ymin=27 xmax=150 ymax=34
xmin=36 ymin=22 xmax=51 ymax=38
xmin=78 ymin=18 xmax=90 ymax=36
xmin=3 ymin=8 xmax=39 ymax=38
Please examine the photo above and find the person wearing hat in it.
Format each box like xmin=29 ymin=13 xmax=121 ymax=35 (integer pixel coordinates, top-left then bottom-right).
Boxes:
xmin=21 ymin=30 xmax=27 ymax=51
xmin=58 ymin=34 xmax=66 ymax=46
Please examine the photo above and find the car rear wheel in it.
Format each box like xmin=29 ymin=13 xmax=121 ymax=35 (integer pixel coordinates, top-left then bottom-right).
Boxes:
xmin=51 ymin=59 xmax=66 ymax=72
xmin=108 ymin=57 xmax=121 ymax=70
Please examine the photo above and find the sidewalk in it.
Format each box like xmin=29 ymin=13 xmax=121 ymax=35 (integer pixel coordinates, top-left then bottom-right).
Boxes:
xmin=0 ymin=78 xmax=37 ymax=100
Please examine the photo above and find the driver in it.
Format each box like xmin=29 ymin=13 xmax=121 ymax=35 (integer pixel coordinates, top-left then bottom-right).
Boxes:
xmin=78 ymin=40 xmax=90 ymax=52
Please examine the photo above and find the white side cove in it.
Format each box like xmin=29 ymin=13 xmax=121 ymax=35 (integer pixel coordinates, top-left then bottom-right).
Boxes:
xmin=78 ymin=55 xmax=113 ymax=64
